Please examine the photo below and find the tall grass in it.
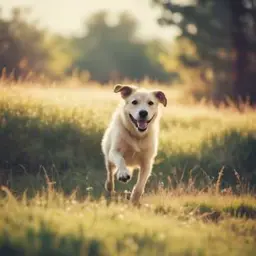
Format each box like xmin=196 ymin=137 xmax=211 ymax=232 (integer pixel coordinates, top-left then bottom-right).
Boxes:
xmin=0 ymin=83 xmax=256 ymax=196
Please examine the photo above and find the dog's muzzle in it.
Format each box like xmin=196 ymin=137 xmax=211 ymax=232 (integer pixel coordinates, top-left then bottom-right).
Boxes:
xmin=129 ymin=114 xmax=154 ymax=132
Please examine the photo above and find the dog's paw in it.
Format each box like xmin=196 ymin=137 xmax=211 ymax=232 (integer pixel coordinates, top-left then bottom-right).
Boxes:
xmin=117 ymin=168 xmax=131 ymax=183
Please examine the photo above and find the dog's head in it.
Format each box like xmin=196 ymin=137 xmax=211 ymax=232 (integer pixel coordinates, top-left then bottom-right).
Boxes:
xmin=114 ymin=84 xmax=167 ymax=133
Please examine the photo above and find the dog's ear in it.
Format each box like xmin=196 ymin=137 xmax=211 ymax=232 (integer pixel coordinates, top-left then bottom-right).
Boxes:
xmin=114 ymin=84 xmax=136 ymax=98
xmin=154 ymin=91 xmax=167 ymax=107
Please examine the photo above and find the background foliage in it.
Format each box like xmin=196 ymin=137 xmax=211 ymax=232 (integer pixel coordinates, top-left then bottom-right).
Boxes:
xmin=1 ymin=2 xmax=255 ymax=103
xmin=154 ymin=0 xmax=256 ymax=103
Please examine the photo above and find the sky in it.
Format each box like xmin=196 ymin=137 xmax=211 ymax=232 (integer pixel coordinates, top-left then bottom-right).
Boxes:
xmin=1 ymin=0 xmax=178 ymax=41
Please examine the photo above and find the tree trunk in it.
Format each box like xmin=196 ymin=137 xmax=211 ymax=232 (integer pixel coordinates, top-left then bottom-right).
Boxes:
xmin=229 ymin=0 xmax=248 ymax=101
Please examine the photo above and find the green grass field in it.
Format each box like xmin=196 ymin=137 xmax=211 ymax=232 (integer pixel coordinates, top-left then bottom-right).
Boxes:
xmin=0 ymin=81 xmax=256 ymax=255
xmin=1 ymin=188 xmax=256 ymax=256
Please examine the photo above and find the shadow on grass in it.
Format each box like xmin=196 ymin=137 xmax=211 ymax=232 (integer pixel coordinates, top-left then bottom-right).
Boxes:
xmin=0 ymin=113 xmax=105 ymax=197
xmin=224 ymin=204 xmax=256 ymax=219
xmin=0 ymin=223 xmax=105 ymax=256
xmin=184 ymin=201 xmax=256 ymax=221
xmin=154 ymin=130 xmax=256 ymax=190
xmin=0 ymin=219 xmax=170 ymax=256
xmin=0 ymin=114 xmax=104 ymax=171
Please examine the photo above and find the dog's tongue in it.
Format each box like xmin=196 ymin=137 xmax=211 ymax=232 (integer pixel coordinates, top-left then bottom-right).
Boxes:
xmin=137 ymin=120 xmax=147 ymax=130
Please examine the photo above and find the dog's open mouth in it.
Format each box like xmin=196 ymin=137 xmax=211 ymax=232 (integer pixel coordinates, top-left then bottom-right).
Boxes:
xmin=129 ymin=114 xmax=154 ymax=132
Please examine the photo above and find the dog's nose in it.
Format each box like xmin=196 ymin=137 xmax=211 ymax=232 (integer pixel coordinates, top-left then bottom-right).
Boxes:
xmin=139 ymin=110 xmax=148 ymax=119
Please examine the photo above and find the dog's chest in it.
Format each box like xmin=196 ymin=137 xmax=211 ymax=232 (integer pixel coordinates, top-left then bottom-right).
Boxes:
xmin=120 ymin=138 xmax=151 ymax=166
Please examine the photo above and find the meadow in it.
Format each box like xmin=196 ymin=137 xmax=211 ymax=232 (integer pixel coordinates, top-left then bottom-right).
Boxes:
xmin=0 ymin=80 xmax=256 ymax=255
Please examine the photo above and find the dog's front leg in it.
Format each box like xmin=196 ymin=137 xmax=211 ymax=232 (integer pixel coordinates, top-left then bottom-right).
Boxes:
xmin=109 ymin=149 xmax=131 ymax=183
xmin=130 ymin=159 xmax=153 ymax=204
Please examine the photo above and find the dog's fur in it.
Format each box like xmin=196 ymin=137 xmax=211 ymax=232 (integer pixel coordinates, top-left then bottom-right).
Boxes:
xmin=101 ymin=84 xmax=167 ymax=204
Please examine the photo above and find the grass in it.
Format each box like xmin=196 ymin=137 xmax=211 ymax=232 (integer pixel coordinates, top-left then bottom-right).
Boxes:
xmin=0 ymin=83 xmax=256 ymax=195
xmin=0 ymin=186 xmax=256 ymax=256
xmin=0 ymin=81 xmax=256 ymax=255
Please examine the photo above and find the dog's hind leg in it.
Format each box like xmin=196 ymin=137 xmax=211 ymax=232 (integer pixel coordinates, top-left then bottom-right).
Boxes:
xmin=130 ymin=159 xmax=153 ymax=204
xmin=105 ymin=160 xmax=116 ymax=193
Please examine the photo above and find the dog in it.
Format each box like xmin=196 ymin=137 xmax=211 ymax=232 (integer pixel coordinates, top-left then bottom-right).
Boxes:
xmin=101 ymin=84 xmax=167 ymax=204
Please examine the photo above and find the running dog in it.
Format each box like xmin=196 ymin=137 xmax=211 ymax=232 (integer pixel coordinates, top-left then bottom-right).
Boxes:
xmin=101 ymin=84 xmax=167 ymax=204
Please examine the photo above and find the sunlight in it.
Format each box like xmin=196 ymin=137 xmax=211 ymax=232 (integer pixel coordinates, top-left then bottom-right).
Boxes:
xmin=1 ymin=0 xmax=178 ymax=40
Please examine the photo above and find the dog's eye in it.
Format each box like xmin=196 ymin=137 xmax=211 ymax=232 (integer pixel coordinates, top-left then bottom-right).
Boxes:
xmin=148 ymin=101 xmax=154 ymax=106
xmin=132 ymin=100 xmax=138 ymax=105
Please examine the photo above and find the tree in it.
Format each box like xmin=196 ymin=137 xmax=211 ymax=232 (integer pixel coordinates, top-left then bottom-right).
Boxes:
xmin=0 ymin=7 xmax=72 ymax=80
xmin=69 ymin=11 xmax=171 ymax=83
xmin=154 ymin=0 xmax=256 ymax=103
xmin=228 ymin=0 xmax=256 ymax=102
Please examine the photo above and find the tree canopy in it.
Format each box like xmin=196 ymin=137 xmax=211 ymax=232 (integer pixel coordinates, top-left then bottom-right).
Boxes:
xmin=154 ymin=0 xmax=256 ymax=103
xmin=0 ymin=7 xmax=172 ymax=83
xmin=0 ymin=7 xmax=72 ymax=79
xmin=69 ymin=11 xmax=172 ymax=83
